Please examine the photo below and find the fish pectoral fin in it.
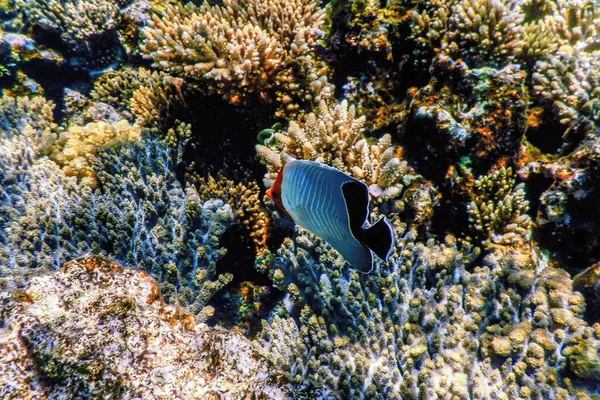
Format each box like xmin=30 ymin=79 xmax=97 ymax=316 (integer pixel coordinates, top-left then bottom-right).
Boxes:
xmin=360 ymin=217 xmax=394 ymax=262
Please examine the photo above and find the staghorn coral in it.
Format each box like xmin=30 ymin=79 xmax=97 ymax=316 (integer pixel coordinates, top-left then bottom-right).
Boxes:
xmin=444 ymin=0 xmax=524 ymax=66
xmin=520 ymin=19 xmax=561 ymax=65
xmin=46 ymin=119 xmax=141 ymax=188
xmin=140 ymin=0 xmax=331 ymax=115
xmin=0 ymin=254 xmax=297 ymax=399
xmin=90 ymin=138 xmax=235 ymax=316
xmin=256 ymin=99 xmax=418 ymax=203
xmin=466 ymin=167 xmax=532 ymax=246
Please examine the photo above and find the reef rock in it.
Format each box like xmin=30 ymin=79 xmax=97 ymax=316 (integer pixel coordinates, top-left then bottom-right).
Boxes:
xmin=0 ymin=254 xmax=291 ymax=399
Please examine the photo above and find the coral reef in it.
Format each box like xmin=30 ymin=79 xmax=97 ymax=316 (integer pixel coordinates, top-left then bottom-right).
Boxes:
xmin=2 ymin=0 xmax=600 ymax=398
xmin=410 ymin=0 xmax=524 ymax=68
xmin=0 ymin=254 xmax=296 ymax=399
xmin=192 ymin=174 xmax=270 ymax=258
xmin=403 ymin=55 xmax=527 ymax=182
xmin=467 ymin=167 xmax=532 ymax=246
xmin=20 ymin=0 xmax=129 ymax=71
xmin=0 ymin=98 xmax=233 ymax=316
xmin=532 ymin=45 xmax=600 ymax=124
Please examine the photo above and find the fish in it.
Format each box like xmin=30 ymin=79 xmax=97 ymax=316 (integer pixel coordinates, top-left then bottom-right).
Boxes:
xmin=266 ymin=159 xmax=394 ymax=273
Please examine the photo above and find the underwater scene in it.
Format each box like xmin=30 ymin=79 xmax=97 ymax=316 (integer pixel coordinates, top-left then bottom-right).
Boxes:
xmin=1 ymin=0 xmax=600 ymax=398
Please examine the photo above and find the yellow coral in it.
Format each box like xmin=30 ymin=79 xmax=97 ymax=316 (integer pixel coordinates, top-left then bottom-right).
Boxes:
xmin=191 ymin=174 xmax=270 ymax=257
xmin=47 ymin=120 xmax=141 ymax=188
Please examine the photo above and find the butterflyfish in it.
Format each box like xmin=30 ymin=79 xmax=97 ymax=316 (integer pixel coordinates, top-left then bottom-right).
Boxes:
xmin=266 ymin=159 xmax=394 ymax=273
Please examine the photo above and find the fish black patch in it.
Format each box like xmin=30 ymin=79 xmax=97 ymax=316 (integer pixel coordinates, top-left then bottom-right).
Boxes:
xmin=342 ymin=181 xmax=394 ymax=263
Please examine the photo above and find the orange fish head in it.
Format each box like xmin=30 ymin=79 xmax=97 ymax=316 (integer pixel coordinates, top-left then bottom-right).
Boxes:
xmin=267 ymin=168 xmax=286 ymax=212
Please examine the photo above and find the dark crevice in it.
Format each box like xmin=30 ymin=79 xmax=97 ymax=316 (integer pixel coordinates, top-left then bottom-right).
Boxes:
xmin=525 ymin=115 xmax=566 ymax=155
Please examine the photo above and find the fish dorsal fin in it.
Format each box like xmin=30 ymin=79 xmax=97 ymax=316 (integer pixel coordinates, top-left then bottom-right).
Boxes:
xmin=341 ymin=181 xmax=394 ymax=264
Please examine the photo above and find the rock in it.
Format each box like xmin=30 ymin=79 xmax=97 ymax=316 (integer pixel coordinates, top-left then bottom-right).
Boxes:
xmin=0 ymin=255 xmax=292 ymax=399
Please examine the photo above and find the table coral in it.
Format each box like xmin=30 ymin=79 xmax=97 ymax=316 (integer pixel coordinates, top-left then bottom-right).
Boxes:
xmin=0 ymin=254 xmax=298 ymax=399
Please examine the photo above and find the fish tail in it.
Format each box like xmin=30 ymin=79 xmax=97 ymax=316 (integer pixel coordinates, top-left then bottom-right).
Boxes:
xmin=361 ymin=218 xmax=394 ymax=262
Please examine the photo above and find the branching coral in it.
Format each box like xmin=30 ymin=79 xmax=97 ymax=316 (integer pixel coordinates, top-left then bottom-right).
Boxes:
xmin=532 ymin=45 xmax=600 ymax=124
xmin=256 ymin=99 xmax=418 ymax=202
xmin=23 ymin=0 xmax=119 ymax=45
xmin=191 ymin=174 xmax=270 ymax=258
xmin=90 ymin=66 xmax=148 ymax=119
xmin=410 ymin=0 xmax=524 ymax=68
xmin=21 ymin=0 xmax=128 ymax=69
xmin=1 ymin=109 xmax=234 ymax=316
xmin=140 ymin=0 xmax=331 ymax=115
xmin=256 ymin=205 xmax=600 ymax=398
xmin=467 ymin=167 xmax=532 ymax=246
xmin=0 ymin=95 xmax=56 ymax=152
xmin=46 ymin=120 xmax=141 ymax=188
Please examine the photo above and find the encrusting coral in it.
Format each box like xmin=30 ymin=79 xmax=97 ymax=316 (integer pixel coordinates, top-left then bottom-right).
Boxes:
xmin=140 ymin=0 xmax=332 ymax=116
xmin=0 ymin=254 xmax=302 ymax=399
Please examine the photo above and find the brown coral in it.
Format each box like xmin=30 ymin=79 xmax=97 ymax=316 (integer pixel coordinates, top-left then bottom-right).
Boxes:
xmin=191 ymin=174 xmax=270 ymax=258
